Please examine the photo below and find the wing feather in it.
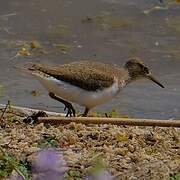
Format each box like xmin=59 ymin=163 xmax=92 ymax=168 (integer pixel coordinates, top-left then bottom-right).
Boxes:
xmin=30 ymin=61 xmax=126 ymax=91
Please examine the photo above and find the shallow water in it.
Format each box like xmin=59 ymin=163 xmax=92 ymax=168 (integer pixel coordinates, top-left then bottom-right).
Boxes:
xmin=0 ymin=0 xmax=180 ymax=119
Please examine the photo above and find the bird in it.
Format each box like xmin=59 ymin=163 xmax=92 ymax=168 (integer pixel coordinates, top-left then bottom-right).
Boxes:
xmin=27 ymin=58 xmax=164 ymax=117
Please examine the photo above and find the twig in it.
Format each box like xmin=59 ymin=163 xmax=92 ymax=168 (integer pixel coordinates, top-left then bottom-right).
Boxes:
xmin=37 ymin=117 xmax=180 ymax=128
xmin=0 ymin=100 xmax=10 ymax=121
xmin=143 ymin=6 xmax=168 ymax=14
xmin=1 ymin=27 xmax=16 ymax=35
xmin=0 ymin=13 xmax=17 ymax=18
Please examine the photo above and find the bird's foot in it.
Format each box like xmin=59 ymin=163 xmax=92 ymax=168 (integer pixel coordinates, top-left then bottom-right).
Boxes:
xmin=64 ymin=103 xmax=76 ymax=117
xmin=49 ymin=92 xmax=76 ymax=117
xmin=81 ymin=107 xmax=89 ymax=117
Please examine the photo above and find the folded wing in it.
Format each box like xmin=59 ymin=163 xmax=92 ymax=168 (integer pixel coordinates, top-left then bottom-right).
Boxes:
xmin=30 ymin=61 xmax=117 ymax=91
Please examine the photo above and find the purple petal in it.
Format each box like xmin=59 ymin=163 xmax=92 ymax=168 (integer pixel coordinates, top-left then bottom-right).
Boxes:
xmin=32 ymin=148 xmax=67 ymax=174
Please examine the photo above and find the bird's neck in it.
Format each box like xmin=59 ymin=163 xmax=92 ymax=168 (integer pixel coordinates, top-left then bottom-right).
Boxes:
xmin=122 ymin=69 xmax=137 ymax=86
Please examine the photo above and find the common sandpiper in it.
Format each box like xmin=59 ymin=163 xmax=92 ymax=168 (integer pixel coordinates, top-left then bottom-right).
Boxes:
xmin=27 ymin=58 xmax=164 ymax=117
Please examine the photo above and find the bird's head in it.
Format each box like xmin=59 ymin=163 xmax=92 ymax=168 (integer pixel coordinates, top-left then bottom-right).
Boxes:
xmin=124 ymin=58 xmax=164 ymax=88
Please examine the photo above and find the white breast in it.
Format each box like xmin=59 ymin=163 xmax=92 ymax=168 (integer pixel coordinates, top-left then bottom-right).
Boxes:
xmin=32 ymin=72 xmax=124 ymax=109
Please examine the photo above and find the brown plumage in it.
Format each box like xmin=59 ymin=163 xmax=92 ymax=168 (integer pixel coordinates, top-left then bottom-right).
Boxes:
xmin=29 ymin=61 xmax=129 ymax=91
xmin=28 ymin=58 xmax=164 ymax=117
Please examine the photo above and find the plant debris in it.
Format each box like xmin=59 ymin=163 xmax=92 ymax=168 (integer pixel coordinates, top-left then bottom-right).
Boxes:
xmin=23 ymin=111 xmax=48 ymax=124
xmin=53 ymin=43 xmax=71 ymax=54
xmin=14 ymin=40 xmax=48 ymax=58
xmin=30 ymin=90 xmax=40 ymax=97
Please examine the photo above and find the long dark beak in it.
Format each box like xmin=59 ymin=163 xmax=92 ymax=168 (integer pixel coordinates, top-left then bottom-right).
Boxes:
xmin=147 ymin=74 xmax=164 ymax=88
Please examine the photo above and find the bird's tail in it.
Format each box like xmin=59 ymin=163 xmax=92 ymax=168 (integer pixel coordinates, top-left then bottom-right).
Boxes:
xmin=14 ymin=62 xmax=45 ymax=76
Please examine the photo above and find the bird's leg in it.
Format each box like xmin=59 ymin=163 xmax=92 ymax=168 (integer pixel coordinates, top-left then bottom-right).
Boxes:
xmin=82 ymin=107 xmax=89 ymax=117
xmin=48 ymin=92 xmax=76 ymax=117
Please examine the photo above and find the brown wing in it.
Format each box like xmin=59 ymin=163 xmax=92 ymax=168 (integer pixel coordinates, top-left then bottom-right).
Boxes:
xmin=31 ymin=61 xmax=124 ymax=91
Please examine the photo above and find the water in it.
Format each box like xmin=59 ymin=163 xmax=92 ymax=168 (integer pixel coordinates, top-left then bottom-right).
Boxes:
xmin=0 ymin=0 xmax=180 ymax=119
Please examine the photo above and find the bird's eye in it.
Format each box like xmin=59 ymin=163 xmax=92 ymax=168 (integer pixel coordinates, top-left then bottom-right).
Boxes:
xmin=143 ymin=67 xmax=149 ymax=73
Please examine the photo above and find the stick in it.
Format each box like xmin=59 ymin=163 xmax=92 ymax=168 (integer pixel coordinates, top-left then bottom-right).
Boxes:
xmin=37 ymin=117 xmax=180 ymax=128
xmin=0 ymin=103 xmax=179 ymax=127
xmin=0 ymin=101 xmax=10 ymax=121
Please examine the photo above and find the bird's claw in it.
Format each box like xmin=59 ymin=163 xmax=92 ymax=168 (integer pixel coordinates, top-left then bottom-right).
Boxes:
xmin=64 ymin=103 xmax=76 ymax=117
xmin=48 ymin=92 xmax=76 ymax=117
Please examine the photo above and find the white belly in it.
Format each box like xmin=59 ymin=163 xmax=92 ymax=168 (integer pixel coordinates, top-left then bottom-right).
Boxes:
xmin=34 ymin=74 xmax=122 ymax=109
